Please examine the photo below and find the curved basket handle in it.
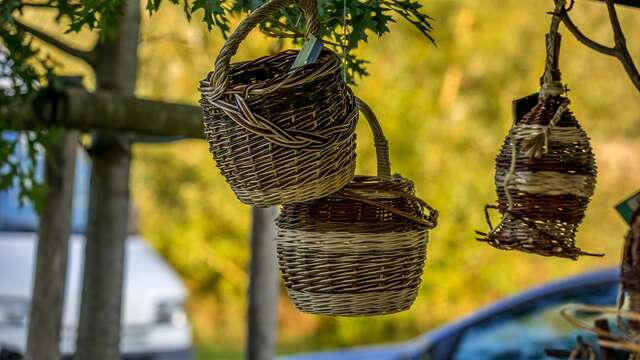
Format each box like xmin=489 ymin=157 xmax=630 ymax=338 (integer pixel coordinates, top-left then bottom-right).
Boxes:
xmin=349 ymin=98 xmax=438 ymax=228
xmin=205 ymin=0 xmax=321 ymax=101
xmin=355 ymin=98 xmax=391 ymax=181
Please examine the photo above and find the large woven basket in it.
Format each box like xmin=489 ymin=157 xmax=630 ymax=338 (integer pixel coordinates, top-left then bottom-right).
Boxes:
xmin=198 ymin=0 xmax=358 ymax=207
xmin=275 ymin=99 xmax=438 ymax=316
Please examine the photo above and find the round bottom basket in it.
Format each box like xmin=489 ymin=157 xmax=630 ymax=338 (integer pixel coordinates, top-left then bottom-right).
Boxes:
xmin=275 ymin=100 xmax=438 ymax=316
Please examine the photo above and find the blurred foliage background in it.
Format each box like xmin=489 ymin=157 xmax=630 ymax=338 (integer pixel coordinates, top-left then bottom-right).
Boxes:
xmin=25 ymin=0 xmax=640 ymax=357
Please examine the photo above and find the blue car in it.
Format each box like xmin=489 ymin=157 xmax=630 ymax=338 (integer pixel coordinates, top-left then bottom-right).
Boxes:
xmin=282 ymin=268 xmax=619 ymax=360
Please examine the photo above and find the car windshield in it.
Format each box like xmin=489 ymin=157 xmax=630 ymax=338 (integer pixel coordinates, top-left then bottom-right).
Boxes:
xmin=453 ymin=283 xmax=619 ymax=360
xmin=0 ymin=132 xmax=89 ymax=233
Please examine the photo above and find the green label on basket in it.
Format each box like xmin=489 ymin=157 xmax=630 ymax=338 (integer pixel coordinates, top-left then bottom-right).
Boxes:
xmin=512 ymin=93 xmax=539 ymax=125
xmin=616 ymin=190 xmax=640 ymax=224
xmin=292 ymin=34 xmax=323 ymax=69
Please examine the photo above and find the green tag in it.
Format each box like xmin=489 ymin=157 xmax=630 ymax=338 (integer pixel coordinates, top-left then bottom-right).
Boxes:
xmin=616 ymin=190 xmax=640 ymax=224
xmin=512 ymin=93 xmax=539 ymax=125
xmin=291 ymin=34 xmax=323 ymax=69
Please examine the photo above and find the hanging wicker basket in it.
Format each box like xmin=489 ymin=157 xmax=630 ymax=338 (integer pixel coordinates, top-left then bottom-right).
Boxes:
xmin=476 ymin=15 xmax=598 ymax=260
xmin=275 ymin=99 xmax=438 ymax=316
xmin=476 ymin=92 xmax=598 ymax=259
xmin=198 ymin=0 xmax=358 ymax=207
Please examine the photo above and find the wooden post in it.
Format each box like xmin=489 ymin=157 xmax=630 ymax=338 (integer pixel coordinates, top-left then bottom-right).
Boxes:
xmin=73 ymin=135 xmax=132 ymax=360
xmin=246 ymin=207 xmax=279 ymax=360
xmin=25 ymin=131 xmax=78 ymax=360
xmin=74 ymin=0 xmax=139 ymax=358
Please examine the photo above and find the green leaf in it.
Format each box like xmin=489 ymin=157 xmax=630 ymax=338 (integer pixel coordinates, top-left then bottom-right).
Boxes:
xmin=192 ymin=0 xmax=230 ymax=35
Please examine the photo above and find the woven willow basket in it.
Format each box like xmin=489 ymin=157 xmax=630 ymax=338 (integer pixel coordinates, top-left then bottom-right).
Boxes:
xmin=199 ymin=0 xmax=358 ymax=207
xmin=275 ymin=99 xmax=438 ymax=316
xmin=477 ymin=93 xmax=597 ymax=259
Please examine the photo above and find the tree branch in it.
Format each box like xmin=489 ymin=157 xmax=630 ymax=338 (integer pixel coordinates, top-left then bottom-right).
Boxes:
xmin=605 ymin=0 xmax=626 ymax=48
xmin=21 ymin=2 xmax=56 ymax=8
xmin=556 ymin=0 xmax=640 ymax=93
xmin=558 ymin=9 xmax=617 ymax=56
xmin=15 ymin=20 xmax=96 ymax=66
xmin=604 ymin=0 xmax=640 ymax=92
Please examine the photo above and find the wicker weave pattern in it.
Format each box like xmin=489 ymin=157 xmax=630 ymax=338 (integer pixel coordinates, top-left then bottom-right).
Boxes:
xmin=275 ymin=99 xmax=438 ymax=316
xmin=478 ymin=95 xmax=598 ymax=259
xmin=199 ymin=0 xmax=357 ymax=206
xmin=286 ymin=288 xmax=420 ymax=317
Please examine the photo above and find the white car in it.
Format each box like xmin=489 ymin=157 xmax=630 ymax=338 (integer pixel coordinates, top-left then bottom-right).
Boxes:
xmin=0 ymin=141 xmax=192 ymax=359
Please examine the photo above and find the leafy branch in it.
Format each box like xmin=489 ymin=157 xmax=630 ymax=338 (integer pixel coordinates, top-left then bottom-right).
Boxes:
xmin=0 ymin=0 xmax=435 ymax=205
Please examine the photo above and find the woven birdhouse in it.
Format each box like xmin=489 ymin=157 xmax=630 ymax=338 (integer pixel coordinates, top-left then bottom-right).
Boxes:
xmin=198 ymin=0 xmax=357 ymax=207
xmin=476 ymin=14 xmax=598 ymax=259
xmin=275 ymin=99 xmax=438 ymax=316
xmin=477 ymin=95 xmax=597 ymax=259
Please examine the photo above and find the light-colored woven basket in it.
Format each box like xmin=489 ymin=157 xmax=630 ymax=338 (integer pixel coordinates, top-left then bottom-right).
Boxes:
xmin=275 ymin=99 xmax=438 ymax=316
xmin=199 ymin=0 xmax=358 ymax=207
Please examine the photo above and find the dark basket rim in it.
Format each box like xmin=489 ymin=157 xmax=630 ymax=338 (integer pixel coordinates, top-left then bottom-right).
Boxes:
xmin=203 ymin=49 xmax=342 ymax=97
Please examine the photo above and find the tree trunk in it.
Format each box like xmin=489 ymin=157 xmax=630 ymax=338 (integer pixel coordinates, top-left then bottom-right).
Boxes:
xmin=25 ymin=131 xmax=78 ymax=360
xmin=74 ymin=0 xmax=139 ymax=358
xmin=246 ymin=206 xmax=279 ymax=360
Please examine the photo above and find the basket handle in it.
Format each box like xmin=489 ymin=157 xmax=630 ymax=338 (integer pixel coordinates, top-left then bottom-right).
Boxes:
xmin=355 ymin=98 xmax=391 ymax=182
xmin=205 ymin=0 xmax=321 ymax=101
xmin=350 ymin=98 xmax=438 ymax=228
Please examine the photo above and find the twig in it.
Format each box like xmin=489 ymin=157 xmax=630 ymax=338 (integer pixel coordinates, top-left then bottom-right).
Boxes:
xmin=558 ymin=10 xmax=617 ymax=56
xmin=15 ymin=20 xmax=95 ymax=66
xmin=604 ymin=0 xmax=640 ymax=92
xmin=556 ymin=0 xmax=640 ymax=93
xmin=21 ymin=2 xmax=56 ymax=8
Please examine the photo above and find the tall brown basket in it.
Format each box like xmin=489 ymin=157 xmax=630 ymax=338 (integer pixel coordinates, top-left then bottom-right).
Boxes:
xmin=275 ymin=99 xmax=438 ymax=316
xmin=199 ymin=0 xmax=358 ymax=207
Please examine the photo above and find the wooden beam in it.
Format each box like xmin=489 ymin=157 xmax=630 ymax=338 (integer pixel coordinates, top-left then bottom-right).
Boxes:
xmin=2 ymin=88 xmax=204 ymax=139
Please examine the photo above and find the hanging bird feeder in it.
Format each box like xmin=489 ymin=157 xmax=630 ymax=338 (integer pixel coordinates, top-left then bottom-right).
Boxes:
xmin=476 ymin=0 xmax=598 ymax=259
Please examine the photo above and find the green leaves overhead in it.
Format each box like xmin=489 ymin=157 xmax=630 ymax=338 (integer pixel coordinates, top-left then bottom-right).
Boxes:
xmin=190 ymin=0 xmax=230 ymax=34
xmin=248 ymin=0 xmax=434 ymax=82
xmin=3 ymin=0 xmax=434 ymax=80
xmin=0 ymin=0 xmax=434 ymax=206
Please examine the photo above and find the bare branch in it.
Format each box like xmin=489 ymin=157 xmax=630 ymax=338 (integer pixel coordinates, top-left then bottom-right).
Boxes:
xmin=605 ymin=0 xmax=626 ymax=48
xmin=559 ymin=9 xmax=617 ymax=56
xmin=556 ymin=0 xmax=640 ymax=93
xmin=21 ymin=2 xmax=56 ymax=8
xmin=605 ymin=0 xmax=640 ymax=92
xmin=15 ymin=20 xmax=95 ymax=65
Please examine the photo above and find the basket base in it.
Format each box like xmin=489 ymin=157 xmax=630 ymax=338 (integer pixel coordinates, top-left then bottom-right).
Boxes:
xmin=286 ymin=287 xmax=420 ymax=317
xmin=233 ymin=159 xmax=355 ymax=207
